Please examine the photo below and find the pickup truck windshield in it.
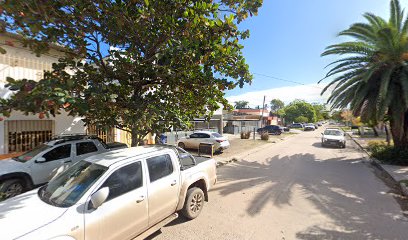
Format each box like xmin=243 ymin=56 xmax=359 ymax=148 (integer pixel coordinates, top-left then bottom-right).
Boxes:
xmin=38 ymin=161 xmax=107 ymax=208
xmin=13 ymin=144 xmax=52 ymax=162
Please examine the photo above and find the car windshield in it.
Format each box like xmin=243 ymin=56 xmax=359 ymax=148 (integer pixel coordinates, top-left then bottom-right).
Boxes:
xmin=13 ymin=144 xmax=52 ymax=162
xmin=38 ymin=161 xmax=107 ymax=208
xmin=324 ymin=130 xmax=343 ymax=136
xmin=212 ymin=133 xmax=222 ymax=138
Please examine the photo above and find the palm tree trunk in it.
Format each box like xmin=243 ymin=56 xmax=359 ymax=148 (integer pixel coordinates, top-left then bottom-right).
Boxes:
xmin=389 ymin=109 xmax=408 ymax=149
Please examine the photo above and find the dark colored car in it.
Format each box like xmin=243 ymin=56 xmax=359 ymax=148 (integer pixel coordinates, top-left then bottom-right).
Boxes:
xmin=257 ymin=125 xmax=283 ymax=135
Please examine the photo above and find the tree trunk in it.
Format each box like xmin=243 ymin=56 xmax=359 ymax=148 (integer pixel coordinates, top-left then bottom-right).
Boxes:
xmin=130 ymin=128 xmax=148 ymax=147
xmin=384 ymin=123 xmax=391 ymax=146
xmin=389 ymin=109 xmax=408 ymax=149
xmin=372 ymin=126 xmax=379 ymax=137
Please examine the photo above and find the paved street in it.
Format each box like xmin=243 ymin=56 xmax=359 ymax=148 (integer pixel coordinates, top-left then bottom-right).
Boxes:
xmin=149 ymin=128 xmax=408 ymax=240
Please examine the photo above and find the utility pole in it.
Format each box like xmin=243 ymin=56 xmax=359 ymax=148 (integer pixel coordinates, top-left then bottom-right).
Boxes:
xmin=260 ymin=95 xmax=266 ymax=128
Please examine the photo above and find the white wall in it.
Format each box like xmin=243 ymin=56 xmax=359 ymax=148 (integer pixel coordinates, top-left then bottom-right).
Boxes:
xmin=0 ymin=111 xmax=86 ymax=154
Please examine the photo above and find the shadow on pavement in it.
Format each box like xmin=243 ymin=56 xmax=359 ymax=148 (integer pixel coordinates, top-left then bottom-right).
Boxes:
xmin=215 ymin=153 xmax=408 ymax=239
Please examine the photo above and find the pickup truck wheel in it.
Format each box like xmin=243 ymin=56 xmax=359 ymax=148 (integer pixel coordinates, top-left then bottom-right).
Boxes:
xmin=182 ymin=187 xmax=204 ymax=220
xmin=178 ymin=142 xmax=186 ymax=149
xmin=0 ymin=179 xmax=24 ymax=199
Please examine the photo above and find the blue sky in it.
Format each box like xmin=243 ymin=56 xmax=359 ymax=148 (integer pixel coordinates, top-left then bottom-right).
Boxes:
xmin=225 ymin=0 xmax=408 ymax=106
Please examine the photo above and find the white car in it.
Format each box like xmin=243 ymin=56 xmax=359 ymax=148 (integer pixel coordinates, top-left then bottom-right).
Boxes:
xmin=0 ymin=145 xmax=217 ymax=240
xmin=177 ymin=131 xmax=230 ymax=152
xmin=0 ymin=135 xmax=127 ymax=199
xmin=321 ymin=128 xmax=346 ymax=148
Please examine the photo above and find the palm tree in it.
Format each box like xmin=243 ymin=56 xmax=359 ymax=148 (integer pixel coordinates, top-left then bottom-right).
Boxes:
xmin=234 ymin=100 xmax=250 ymax=109
xmin=321 ymin=0 xmax=408 ymax=149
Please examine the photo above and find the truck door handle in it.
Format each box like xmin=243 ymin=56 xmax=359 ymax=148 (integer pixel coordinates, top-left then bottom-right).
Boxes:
xmin=136 ymin=196 xmax=145 ymax=203
xmin=171 ymin=180 xmax=177 ymax=186
xmin=64 ymin=160 xmax=72 ymax=163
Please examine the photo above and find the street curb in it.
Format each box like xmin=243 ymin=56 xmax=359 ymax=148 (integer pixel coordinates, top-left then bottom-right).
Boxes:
xmin=346 ymin=132 xmax=408 ymax=197
xmin=215 ymin=133 xmax=298 ymax=168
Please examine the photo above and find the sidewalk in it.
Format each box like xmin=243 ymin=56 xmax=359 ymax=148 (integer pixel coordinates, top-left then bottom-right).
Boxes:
xmin=347 ymin=133 xmax=408 ymax=196
xmin=0 ymin=153 xmax=22 ymax=160
xmin=213 ymin=132 xmax=297 ymax=166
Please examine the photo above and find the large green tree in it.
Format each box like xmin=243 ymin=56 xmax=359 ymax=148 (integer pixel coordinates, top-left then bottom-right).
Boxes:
xmin=0 ymin=0 xmax=262 ymax=146
xmin=320 ymin=0 xmax=408 ymax=149
xmin=270 ymin=98 xmax=285 ymax=114
xmin=281 ymin=100 xmax=316 ymax=124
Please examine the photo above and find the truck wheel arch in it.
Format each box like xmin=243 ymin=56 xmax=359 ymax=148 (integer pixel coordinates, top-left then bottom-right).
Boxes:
xmin=188 ymin=179 xmax=208 ymax=201
xmin=0 ymin=172 xmax=34 ymax=190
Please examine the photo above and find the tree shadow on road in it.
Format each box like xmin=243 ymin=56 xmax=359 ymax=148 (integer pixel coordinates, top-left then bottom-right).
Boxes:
xmin=215 ymin=153 xmax=408 ymax=239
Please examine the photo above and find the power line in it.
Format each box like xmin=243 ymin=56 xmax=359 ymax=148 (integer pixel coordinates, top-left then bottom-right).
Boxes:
xmin=252 ymin=72 xmax=325 ymax=90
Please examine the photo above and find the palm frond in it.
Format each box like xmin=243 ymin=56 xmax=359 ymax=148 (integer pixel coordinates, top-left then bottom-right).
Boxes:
xmin=390 ymin=0 xmax=403 ymax=30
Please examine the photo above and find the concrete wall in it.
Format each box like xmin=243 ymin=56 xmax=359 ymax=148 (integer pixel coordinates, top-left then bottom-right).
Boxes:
xmin=0 ymin=111 xmax=85 ymax=154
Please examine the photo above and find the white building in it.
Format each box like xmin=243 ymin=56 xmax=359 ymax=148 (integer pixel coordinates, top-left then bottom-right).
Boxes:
xmin=0 ymin=33 xmax=86 ymax=154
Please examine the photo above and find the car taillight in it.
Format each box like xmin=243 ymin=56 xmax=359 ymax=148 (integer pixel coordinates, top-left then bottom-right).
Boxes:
xmin=216 ymin=140 xmax=224 ymax=143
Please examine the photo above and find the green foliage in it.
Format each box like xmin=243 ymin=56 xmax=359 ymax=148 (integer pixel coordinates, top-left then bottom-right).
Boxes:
xmin=312 ymin=103 xmax=328 ymax=121
xmin=234 ymin=100 xmax=250 ymax=109
xmin=0 ymin=0 xmax=262 ymax=146
xmin=282 ymin=100 xmax=316 ymax=124
xmin=294 ymin=116 xmax=308 ymax=123
xmin=320 ymin=0 xmax=408 ymax=149
xmin=369 ymin=144 xmax=408 ymax=166
xmin=270 ymin=99 xmax=285 ymax=114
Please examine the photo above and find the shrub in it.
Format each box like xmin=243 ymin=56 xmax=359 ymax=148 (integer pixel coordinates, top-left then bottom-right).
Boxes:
xmin=368 ymin=141 xmax=408 ymax=166
xmin=367 ymin=140 xmax=388 ymax=151
xmin=260 ymin=131 xmax=269 ymax=141
xmin=240 ymin=131 xmax=251 ymax=139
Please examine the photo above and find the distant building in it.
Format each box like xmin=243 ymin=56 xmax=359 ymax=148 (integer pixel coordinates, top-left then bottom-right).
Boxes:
xmin=223 ymin=108 xmax=282 ymax=134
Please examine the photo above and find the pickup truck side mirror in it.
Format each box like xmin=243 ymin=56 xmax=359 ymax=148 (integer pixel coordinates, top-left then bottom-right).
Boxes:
xmin=90 ymin=187 xmax=109 ymax=209
xmin=35 ymin=157 xmax=46 ymax=163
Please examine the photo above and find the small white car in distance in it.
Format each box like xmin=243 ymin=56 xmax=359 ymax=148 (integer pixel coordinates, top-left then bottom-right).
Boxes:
xmin=177 ymin=131 xmax=230 ymax=152
xmin=321 ymin=128 xmax=346 ymax=148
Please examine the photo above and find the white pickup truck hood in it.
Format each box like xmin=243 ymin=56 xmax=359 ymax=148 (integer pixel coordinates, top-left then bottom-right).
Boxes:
xmin=0 ymin=158 xmax=29 ymax=175
xmin=0 ymin=190 xmax=67 ymax=240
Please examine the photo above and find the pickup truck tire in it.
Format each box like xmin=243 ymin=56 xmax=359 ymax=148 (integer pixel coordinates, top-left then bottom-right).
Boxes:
xmin=0 ymin=179 xmax=25 ymax=199
xmin=182 ymin=187 xmax=204 ymax=220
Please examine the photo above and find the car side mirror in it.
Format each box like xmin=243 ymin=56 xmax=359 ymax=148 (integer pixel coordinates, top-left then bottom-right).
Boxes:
xmin=90 ymin=187 xmax=109 ymax=209
xmin=321 ymin=133 xmax=324 ymax=135
xmin=35 ymin=157 xmax=46 ymax=163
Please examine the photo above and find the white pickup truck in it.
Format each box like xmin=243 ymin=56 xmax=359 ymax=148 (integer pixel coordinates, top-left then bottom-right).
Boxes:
xmin=0 ymin=135 xmax=127 ymax=199
xmin=0 ymin=145 xmax=217 ymax=240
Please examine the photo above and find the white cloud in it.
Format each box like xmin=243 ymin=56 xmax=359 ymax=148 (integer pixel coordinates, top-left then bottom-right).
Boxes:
xmin=226 ymin=84 xmax=331 ymax=108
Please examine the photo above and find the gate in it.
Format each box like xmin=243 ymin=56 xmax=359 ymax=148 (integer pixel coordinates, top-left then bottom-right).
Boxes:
xmin=6 ymin=120 xmax=54 ymax=153
xmin=87 ymin=125 xmax=116 ymax=143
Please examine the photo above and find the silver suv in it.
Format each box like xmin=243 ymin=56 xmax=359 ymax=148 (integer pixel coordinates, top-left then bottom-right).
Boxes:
xmin=0 ymin=135 xmax=127 ymax=199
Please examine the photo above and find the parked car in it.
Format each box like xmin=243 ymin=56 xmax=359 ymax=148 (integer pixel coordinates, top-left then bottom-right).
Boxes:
xmin=177 ymin=131 xmax=230 ymax=152
xmin=289 ymin=123 xmax=304 ymax=129
xmin=0 ymin=145 xmax=217 ymax=240
xmin=304 ymin=123 xmax=316 ymax=131
xmin=0 ymin=134 xmax=127 ymax=199
xmin=257 ymin=125 xmax=284 ymax=135
xmin=321 ymin=128 xmax=346 ymax=148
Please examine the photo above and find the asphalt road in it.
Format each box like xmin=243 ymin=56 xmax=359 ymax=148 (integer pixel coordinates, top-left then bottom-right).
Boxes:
xmin=148 ymin=128 xmax=408 ymax=240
